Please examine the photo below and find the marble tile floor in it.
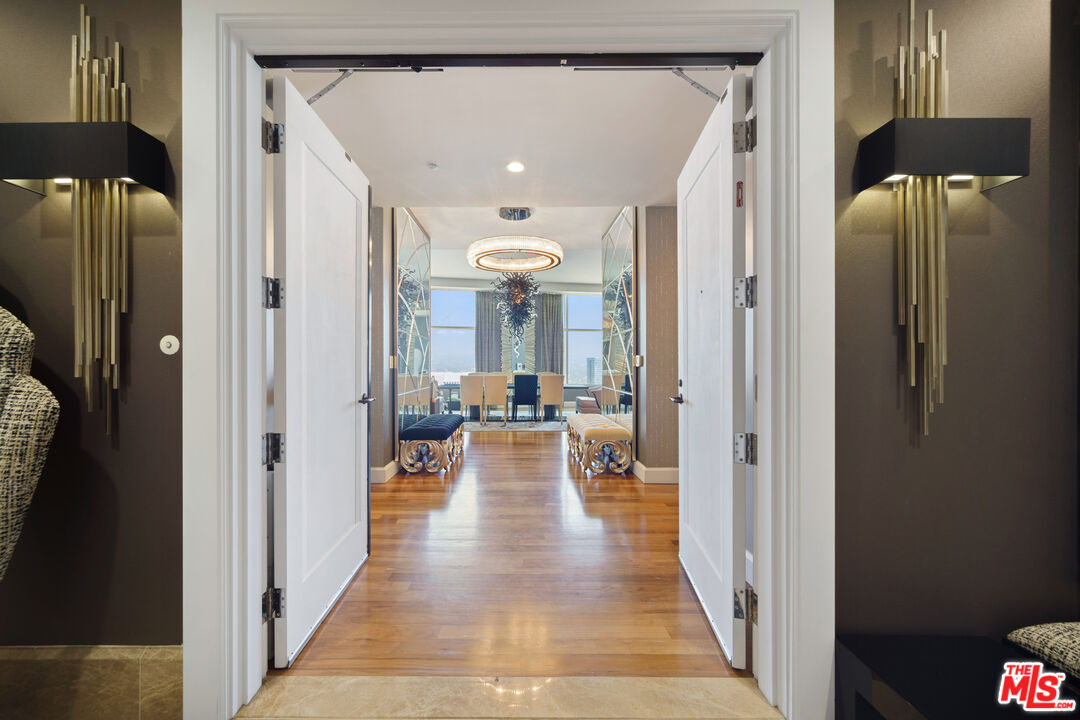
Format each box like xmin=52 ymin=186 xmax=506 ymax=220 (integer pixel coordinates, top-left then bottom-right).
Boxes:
xmin=233 ymin=675 xmax=782 ymax=719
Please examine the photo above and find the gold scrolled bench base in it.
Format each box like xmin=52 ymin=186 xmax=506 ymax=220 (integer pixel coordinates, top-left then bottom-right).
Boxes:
xmin=399 ymin=424 xmax=464 ymax=473
xmin=567 ymin=414 xmax=632 ymax=475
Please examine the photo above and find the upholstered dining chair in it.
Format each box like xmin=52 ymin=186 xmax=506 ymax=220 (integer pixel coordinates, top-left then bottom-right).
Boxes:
xmin=539 ymin=374 xmax=564 ymax=422
xmin=482 ymin=373 xmax=509 ymax=425
xmin=459 ymin=374 xmax=484 ymax=423
xmin=512 ymin=374 xmax=539 ymax=422
xmin=0 ymin=308 xmax=59 ymax=584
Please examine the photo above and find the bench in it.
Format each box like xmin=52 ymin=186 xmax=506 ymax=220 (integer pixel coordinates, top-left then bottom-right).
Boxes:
xmin=567 ymin=414 xmax=632 ymax=474
xmin=398 ymin=414 xmax=465 ymax=473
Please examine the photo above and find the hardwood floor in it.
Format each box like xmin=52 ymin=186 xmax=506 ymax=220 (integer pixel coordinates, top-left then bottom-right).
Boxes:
xmin=280 ymin=430 xmax=743 ymax=678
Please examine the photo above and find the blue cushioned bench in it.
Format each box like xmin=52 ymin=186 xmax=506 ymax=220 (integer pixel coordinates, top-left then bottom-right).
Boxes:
xmin=398 ymin=414 xmax=465 ymax=473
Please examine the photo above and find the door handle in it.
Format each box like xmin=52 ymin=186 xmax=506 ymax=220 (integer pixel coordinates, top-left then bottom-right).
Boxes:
xmin=358 ymin=394 xmax=376 ymax=405
xmin=669 ymin=394 xmax=684 ymax=404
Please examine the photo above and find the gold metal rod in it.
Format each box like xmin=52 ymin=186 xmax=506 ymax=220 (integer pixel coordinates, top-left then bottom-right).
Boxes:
xmin=120 ymin=184 xmax=128 ymax=312
xmin=897 ymin=183 xmax=906 ymax=324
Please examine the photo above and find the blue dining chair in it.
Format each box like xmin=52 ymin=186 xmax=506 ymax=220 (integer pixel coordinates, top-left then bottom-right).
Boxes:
xmin=512 ymin=374 xmax=539 ymax=422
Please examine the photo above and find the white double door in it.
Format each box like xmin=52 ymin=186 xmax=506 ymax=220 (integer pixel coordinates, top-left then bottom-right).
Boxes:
xmin=268 ymin=76 xmax=371 ymax=668
xmin=676 ymin=73 xmax=753 ymax=669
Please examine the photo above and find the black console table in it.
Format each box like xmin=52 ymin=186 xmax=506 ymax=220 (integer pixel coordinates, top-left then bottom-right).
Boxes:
xmin=837 ymin=635 xmax=1077 ymax=719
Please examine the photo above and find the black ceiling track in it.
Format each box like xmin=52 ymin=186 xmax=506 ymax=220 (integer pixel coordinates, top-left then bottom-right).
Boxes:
xmin=255 ymin=52 xmax=763 ymax=70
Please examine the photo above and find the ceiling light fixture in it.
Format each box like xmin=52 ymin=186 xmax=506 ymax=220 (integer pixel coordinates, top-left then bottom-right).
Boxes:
xmin=506 ymin=160 xmax=525 ymax=173
xmin=498 ymin=207 xmax=532 ymax=221
xmin=467 ymin=235 xmax=563 ymax=272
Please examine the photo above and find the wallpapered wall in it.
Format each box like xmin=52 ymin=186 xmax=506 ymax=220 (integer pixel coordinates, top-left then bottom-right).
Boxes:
xmin=835 ymin=0 xmax=1078 ymax=635
xmin=0 ymin=0 xmax=182 ymax=644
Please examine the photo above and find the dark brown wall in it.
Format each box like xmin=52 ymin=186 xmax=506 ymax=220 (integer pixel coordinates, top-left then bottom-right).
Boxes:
xmin=836 ymin=0 xmax=1079 ymax=635
xmin=0 ymin=0 xmax=181 ymax=644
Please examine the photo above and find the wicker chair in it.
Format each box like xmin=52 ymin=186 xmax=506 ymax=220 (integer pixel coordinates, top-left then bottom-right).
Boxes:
xmin=0 ymin=308 xmax=59 ymax=583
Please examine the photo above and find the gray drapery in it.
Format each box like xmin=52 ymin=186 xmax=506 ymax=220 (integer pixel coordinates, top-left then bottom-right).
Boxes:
xmin=534 ymin=293 xmax=564 ymax=373
xmin=475 ymin=291 xmax=502 ymax=372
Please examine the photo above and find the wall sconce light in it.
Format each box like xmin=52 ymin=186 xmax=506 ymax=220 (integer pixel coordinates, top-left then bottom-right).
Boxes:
xmin=0 ymin=5 xmax=169 ymax=432
xmin=856 ymin=1 xmax=1030 ymax=436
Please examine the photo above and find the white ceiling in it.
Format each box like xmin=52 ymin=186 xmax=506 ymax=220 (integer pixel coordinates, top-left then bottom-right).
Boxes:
xmin=279 ymin=66 xmax=736 ymax=206
xmin=409 ymin=206 xmax=622 ymax=249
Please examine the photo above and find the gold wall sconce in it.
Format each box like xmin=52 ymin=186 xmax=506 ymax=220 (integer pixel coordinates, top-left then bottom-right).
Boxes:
xmin=854 ymin=1 xmax=1030 ymax=435
xmin=0 ymin=5 xmax=169 ymax=432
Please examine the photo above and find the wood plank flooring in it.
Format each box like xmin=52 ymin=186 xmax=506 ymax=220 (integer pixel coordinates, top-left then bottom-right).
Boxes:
xmin=280 ymin=430 xmax=742 ymax=678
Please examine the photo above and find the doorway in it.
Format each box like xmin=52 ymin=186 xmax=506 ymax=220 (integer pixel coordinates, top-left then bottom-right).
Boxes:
xmin=179 ymin=7 xmax=833 ymax=720
xmin=262 ymin=55 xmax=752 ymax=678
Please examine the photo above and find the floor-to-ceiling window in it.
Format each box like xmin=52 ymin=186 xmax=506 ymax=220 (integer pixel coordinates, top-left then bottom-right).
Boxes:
xmin=431 ymin=288 xmax=476 ymax=385
xmin=564 ymin=293 xmax=602 ymax=386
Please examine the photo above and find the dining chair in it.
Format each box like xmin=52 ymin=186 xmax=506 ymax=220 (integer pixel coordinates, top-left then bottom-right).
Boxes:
xmin=512 ymin=374 xmax=539 ymax=422
xmin=539 ymin=373 xmax=564 ymax=422
xmin=482 ymin=373 xmax=509 ymax=425
xmin=459 ymin=374 xmax=484 ymax=423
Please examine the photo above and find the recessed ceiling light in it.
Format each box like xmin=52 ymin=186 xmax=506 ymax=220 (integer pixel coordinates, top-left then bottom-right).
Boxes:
xmin=947 ymin=174 xmax=974 ymax=181
xmin=506 ymin=161 xmax=525 ymax=173
xmin=427 ymin=162 xmax=439 ymax=171
xmin=53 ymin=178 xmax=73 ymax=185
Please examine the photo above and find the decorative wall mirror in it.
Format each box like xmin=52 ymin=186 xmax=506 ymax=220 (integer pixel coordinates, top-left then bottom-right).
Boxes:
xmin=601 ymin=206 xmax=636 ymax=440
xmin=395 ymin=208 xmax=431 ymax=434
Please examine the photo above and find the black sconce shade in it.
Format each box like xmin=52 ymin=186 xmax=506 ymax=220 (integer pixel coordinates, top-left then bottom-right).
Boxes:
xmin=856 ymin=117 xmax=1030 ymax=192
xmin=0 ymin=122 xmax=167 ymax=193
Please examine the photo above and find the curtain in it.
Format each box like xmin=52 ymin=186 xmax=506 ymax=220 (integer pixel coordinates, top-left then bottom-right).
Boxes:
xmin=534 ymin=293 xmax=564 ymax=373
xmin=475 ymin=291 xmax=502 ymax=372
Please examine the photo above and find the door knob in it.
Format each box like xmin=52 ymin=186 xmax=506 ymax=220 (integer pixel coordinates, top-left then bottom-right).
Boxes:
xmin=669 ymin=394 xmax=684 ymax=404
xmin=358 ymin=394 xmax=376 ymax=405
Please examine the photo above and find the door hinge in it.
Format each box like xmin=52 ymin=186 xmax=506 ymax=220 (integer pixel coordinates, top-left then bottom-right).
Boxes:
xmin=734 ymin=432 xmax=757 ymax=465
xmin=733 ymin=117 xmax=756 ymax=153
xmin=748 ymin=586 xmax=759 ymax=625
xmin=262 ymin=432 xmax=284 ymax=467
xmin=262 ymin=276 xmax=283 ymax=309
xmin=262 ymin=587 xmax=285 ymax=620
xmin=734 ymin=275 xmax=757 ymax=309
xmin=733 ymin=589 xmax=745 ymax=620
xmin=262 ymin=119 xmax=284 ymax=154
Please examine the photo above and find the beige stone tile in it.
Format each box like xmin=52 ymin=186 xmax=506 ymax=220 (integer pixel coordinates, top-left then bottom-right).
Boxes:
xmin=0 ymin=645 xmax=147 ymax=661
xmin=140 ymin=646 xmax=183 ymax=720
xmin=234 ymin=676 xmax=782 ymax=719
xmin=0 ymin=653 xmax=140 ymax=720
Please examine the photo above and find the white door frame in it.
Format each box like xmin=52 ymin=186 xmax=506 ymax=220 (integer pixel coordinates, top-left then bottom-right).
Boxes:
xmin=181 ymin=3 xmax=834 ymax=719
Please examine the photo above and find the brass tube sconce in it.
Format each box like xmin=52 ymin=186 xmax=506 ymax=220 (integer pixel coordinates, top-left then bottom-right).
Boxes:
xmin=854 ymin=1 xmax=1030 ymax=435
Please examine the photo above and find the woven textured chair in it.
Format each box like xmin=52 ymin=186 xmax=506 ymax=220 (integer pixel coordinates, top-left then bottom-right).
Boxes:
xmin=0 ymin=308 xmax=59 ymax=583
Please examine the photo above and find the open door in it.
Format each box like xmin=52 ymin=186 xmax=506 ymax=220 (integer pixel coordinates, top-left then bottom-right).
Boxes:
xmin=676 ymin=74 xmax=748 ymax=669
xmin=270 ymin=76 xmax=371 ymax=668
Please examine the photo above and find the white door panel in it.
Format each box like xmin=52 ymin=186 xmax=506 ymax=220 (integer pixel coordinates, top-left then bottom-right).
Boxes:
xmin=677 ymin=74 xmax=747 ymax=669
xmin=271 ymin=75 xmax=370 ymax=667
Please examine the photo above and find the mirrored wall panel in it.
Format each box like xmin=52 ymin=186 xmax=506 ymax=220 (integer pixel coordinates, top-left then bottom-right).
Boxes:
xmin=396 ymin=208 xmax=432 ymax=434
xmin=601 ymin=206 xmax=635 ymax=436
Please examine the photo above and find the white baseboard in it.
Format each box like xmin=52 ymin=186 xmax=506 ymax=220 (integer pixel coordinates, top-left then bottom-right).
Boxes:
xmin=632 ymin=461 xmax=678 ymax=484
xmin=370 ymin=460 xmax=399 ymax=484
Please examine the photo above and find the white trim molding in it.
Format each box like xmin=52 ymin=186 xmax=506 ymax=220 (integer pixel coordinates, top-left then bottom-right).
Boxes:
xmin=370 ymin=460 xmax=399 ymax=484
xmin=182 ymin=4 xmax=834 ymax=720
xmin=632 ymin=460 xmax=679 ymax=484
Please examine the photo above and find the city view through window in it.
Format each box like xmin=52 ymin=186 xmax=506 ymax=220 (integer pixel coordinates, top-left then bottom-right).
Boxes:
xmin=430 ymin=289 xmax=601 ymax=386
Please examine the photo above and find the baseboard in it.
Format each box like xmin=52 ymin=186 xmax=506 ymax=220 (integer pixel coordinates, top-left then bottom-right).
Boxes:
xmin=0 ymin=645 xmax=181 ymax=719
xmin=370 ymin=460 xmax=399 ymax=484
xmin=632 ymin=461 xmax=678 ymax=484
